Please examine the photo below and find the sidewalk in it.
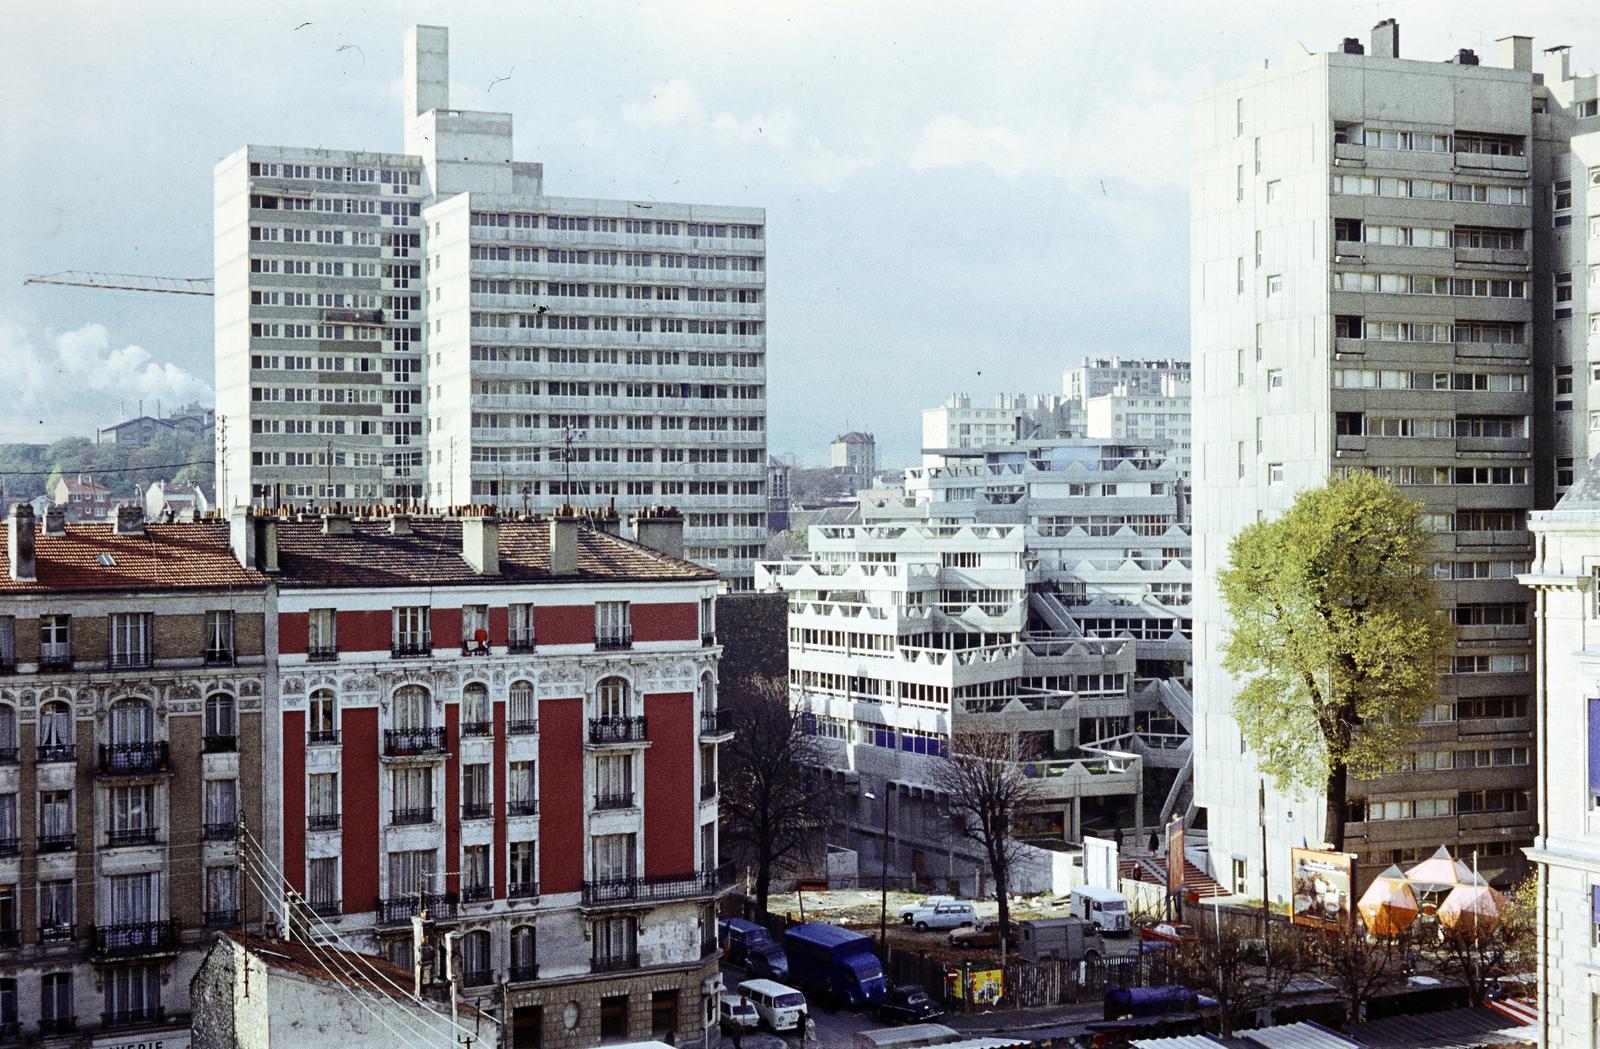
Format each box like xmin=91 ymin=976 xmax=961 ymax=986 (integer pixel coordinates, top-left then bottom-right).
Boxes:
xmin=943 ymin=1000 xmax=1103 ymax=1036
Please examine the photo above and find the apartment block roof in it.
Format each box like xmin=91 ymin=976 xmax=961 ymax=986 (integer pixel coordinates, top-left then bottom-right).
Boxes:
xmin=0 ymin=521 xmax=267 ymax=594
xmin=271 ymin=516 xmax=715 ymax=588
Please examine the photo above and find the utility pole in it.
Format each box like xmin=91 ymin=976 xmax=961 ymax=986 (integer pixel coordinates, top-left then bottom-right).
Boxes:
xmin=325 ymin=440 xmax=333 ymax=508
xmin=1260 ymin=780 xmax=1269 ymax=938
xmin=217 ymin=415 xmax=227 ymax=511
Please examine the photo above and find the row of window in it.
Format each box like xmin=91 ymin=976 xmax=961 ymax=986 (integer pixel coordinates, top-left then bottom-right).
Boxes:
xmin=0 ymin=611 xmax=236 ymax=671
xmin=1331 ymin=271 xmax=1528 ymax=299
xmin=1330 ymin=368 xmax=1527 ymax=392
xmin=1330 ymin=175 xmax=1529 ymax=205
xmin=469 ymin=278 xmax=763 ymax=304
xmin=1335 ymin=413 xmax=1526 ymax=438
xmin=468 ymin=245 xmax=763 ymax=272
xmin=249 ymin=161 xmax=418 ymax=185
xmin=1330 ymin=464 xmax=1531 ymax=487
xmin=0 ymin=693 xmax=238 ymax=756
xmin=469 ymin=345 xmax=761 ymax=368
xmin=0 ymin=965 xmax=164 ymax=1031
xmin=469 ymin=211 xmax=760 ymax=239
xmin=1349 ymin=789 xmax=1529 ymax=822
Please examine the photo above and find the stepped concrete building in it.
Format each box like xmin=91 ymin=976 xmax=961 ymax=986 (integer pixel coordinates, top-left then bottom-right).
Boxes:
xmin=216 ymin=25 xmax=767 ymax=589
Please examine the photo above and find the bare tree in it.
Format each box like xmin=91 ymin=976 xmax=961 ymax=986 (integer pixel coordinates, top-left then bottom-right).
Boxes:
xmin=1172 ymin=919 xmax=1314 ymax=1036
xmin=1426 ymin=875 xmax=1536 ymax=1005
xmin=1309 ymin=922 xmax=1404 ymax=1023
xmin=929 ymin=730 xmax=1040 ymax=963
xmin=718 ymin=675 xmax=831 ymax=917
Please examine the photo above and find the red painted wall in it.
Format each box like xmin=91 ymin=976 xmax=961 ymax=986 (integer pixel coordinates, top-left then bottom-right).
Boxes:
xmin=433 ymin=607 xmax=462 ymax=651
xmin=279 ymin=613 xmax=308 ymax=655
xmin=341 ymin=610 xmax=392 ymax=653
xmin=538 ymin=605 xmax=594 ymax=646
xmin=493 ymin=701 xmax=507 ymax=899
xmin=445 ymin=704 xmax=460 ymax=895
xmin=643 ymin=692 xmax=696 ymax=877
xmin=341 ymin=708 xmax=380 ymax=914
xmin=539 ymin=698 xmax=584 ymax=893
xmin=282 ymin=710 xmax=306 ymax=891
xmin=488 ymin=606 xmax=509 ymax=648
xmin=633 ymin=602 xmax=698 ymax=643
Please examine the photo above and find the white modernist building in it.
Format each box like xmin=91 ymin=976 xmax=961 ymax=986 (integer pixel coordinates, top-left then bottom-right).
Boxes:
xmin=1064 ymin=357 xmax=1191 ymax=403
xmin=216 ymin=25 xmax=768 ymax=588
xmin=1083 ymin=374 xmax=1193 ymax=478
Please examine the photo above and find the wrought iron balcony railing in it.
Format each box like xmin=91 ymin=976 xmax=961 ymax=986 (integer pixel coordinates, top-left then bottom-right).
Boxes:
xmin=596 ymin=629 xmax=633 ymax=651
xmin=508 ymin=798 xmax=539 ymax=817
xmin=460 ymin=720 xmax=492 ymax=738
xmin=509 ymin=962 xmax=539 ymax=982
xmin=390 ymin=635 xmax=432 ymax=658
xmin=700 ymin=708 xmax=734 ymax=737
xmin=507 ymin=717 xmax=538 ymax=736
xmin=204 ymin=821 xmax=239 ymax=842
xmin=383 ymin=727 xmax=447 ymax=756
xmin=591 ymin=951 xmax=639 ymax=974
xmin=105 ymin=828 xmax=158 ymax=849
xmin=39 ymin=923 xmax=75 ymax=945
xmin=99 ymin=742 xmax=170 ymax=775
xmin=202 ymin=733 xmax=238 ymax=754
xmin=36 ymin=743 xmax=76 ymax=763
xmin=588 ymin=715 xmax=647 ymax=745
xmin=581 ymin=862 xmax=735 ymax=907
xmin=375 ymin=892 xmax=457 ymax=925
xmin=37 ymin=833 xmax=74 ymax=853
xmin=391 ymin=807 xmax=434 ymax=826
xmin=463 ymin=802 xmax=493 ymax=820
xmin=594 ymin=791 xmax=636 ymax=811
xmin=307 ymin=644 xmax=339 ymax=663
xmin=508 ymin=881 xmax=539 ymax=900
xmin=93 ymin=920 xmax=178 ymax=957
xmin=307 ymin=728 xmax=340 ymax=746
xmin=308 ymin=812 xmax=341 ymax=831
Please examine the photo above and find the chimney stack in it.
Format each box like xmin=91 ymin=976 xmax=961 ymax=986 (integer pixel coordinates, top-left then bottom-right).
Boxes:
xmin=632 ymin=506 xmax=686 ymax=560
xmin=112 ymin=505 xmax=145 ymax=536
xmin=1495 ymin=35 xmax=1532 ymax=73
xmin=550 ymin=509 xmax=580 ymax=576
xmin=1341 ymin=37 xmax=1364 ymax=55
xmin=1545 ymin=45 xmax=1571 ymax=85
xmin=321 ymin=512 xmax=353 ymax=536
xmin=390 ymin=512 xmax=413 ymax=535
xmin=43 ymin=507 xmax=65 ymax=536
xmin=1371 ymin=18 xmax=1399 ymax=59
xmin=462 ymin=515 xmax=500 ymax=575
xmin=230 ymin=508 xmax=279 ymax=571
xmin=8 ymin=504 xmax=36 ymax=583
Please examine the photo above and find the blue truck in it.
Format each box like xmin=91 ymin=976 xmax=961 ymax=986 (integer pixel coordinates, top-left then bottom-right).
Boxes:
xmin=781 ymin=923 xmax=889 ymax=1006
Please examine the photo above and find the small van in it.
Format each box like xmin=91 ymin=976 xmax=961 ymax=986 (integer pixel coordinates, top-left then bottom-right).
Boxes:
xmin=898 ymin=895 xmax=954 ymax=924
xmin=1071 ymin=885 xmax=1131 ymax=934
xmin=738 ymin=978 xmax=807 ymax=1032
xmin=908 ymin=900 xmax=976 ymax=931
xmin=718 ymin=993 xmax=760 ymax=1035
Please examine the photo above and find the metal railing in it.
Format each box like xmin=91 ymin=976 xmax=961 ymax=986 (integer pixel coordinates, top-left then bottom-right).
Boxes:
xmin=102 ymin=1006 xmax=167 ymax=1029
xmin=93 ymin=920 xmax=178 ymax=956
xmin=203 ymin=648 xmax=235 ymax=666
xmin=37 ymin=833 xmax=74 ymax=853
xmin=105 ymin=828 xmax=158 ymax=848
xmin=375 ymin=892 xmax=457 ymax=925
xmin=509 ymin=962 xmax=539 ymax=982
xmin=509 ymin=882 xmax=539 ymax=900
xmin=463 ymin=802 xmax=493 ymax=820
xmin=204 ymin=821 xmax=239 ymax=841
xmin=0 ymin=928 xmax=17 ymax=948
xmin=36 ymin=743 xmax=76 ymax=763
xmin=461 ymin=885 xmax=493 ymax=904
xmin=594 ymin=791 xmax=635 ymax=810
xmin=462 ymin=968 xmax=494 ymax=988
xmin=108 ymin=650 xmax=152 ymax=670
xmin=391 ymin=807 xmax=434 ymax=826
xmin=699 ymin=708 xmax=733 ymax=736
xmin=390 ymin=635 xmax=432 ymax=658
xmin=582 ymin=862 xmax=735 ymax=907
xmin=307 ymin=728 xmax=340 ymax=746
xmin=99 ymin=741 xmax=170 ymax=775
xmin=38 ymin=647 xmax=72 ymax=671
xmin=0 ymin=837 xmax=17 ymax=857
xmin=596 ymin=629 xmax=634 ymax=651
xmin=591 ymin=951 xmax=639 ymax=974
xmin=383 ymin=727 xmax=447 ymax=756
xmin=203 ymin=734 xmax=238 ymax=754
xmin=0 ymin=747 xmax=16 ymax=765
xmin=205 ymin=908 xmax=240 ymax=929
xmin=507 ymin=635 xmax=536 ymax=654
xmin=588 ymin=715 xmax=647 ymax=744
xmin=39 ymin=923 xmax=75 ymax=945
xmin=307 ymin=645 xmax=339 ymax=663
xmin=460 ymin=720 xmax=492 ymax=737
xmin=309 ymin=898 xmax=342 ymax=918
xmin=509 ymin=798 xmax=539 ymax=817
xmin=37 ymin=1017 xmax=76 ymax=1035
xmin=507 ymin=718 xmax=538 ymax=736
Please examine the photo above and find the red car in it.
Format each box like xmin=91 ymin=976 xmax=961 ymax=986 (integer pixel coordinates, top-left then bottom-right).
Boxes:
xmin=1139 ymin=922 xmax=1197 ymax=945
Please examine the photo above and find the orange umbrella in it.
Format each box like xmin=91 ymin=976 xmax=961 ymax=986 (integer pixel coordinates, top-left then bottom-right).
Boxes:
xmin=1404 ymin=846 xmax=1480 ymax=892
xmin=1437 ymin=882 xmax=1508 ymax=940
xmin=1357 ymin=864 xmax=1419 ymax=937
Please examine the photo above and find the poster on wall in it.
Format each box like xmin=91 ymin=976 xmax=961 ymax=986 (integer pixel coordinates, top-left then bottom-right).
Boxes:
xmin=1165 ymin=817 xmax=1185 ymax=896
xmin=1290 ymin=847 xmax=1356 ymax=929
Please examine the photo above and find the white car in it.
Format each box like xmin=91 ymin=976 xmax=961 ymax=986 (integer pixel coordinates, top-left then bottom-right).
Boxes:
xmin=908 ymin=900 xmax=977 ymax=931
xmin=899 ymin=895 xmax=954 ymax=923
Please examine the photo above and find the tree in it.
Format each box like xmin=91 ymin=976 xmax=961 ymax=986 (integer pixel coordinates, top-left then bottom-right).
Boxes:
xmin=718 ymin=675 xmax=831 ymax=917
xmin=929 ymin=730 xmax=1040 ymax=963
xmin=1427 ymin=875 xmax=1536 ymax=1005
xmin=1218 ymin=474 xmax=1454 ymax=850
xmin=1309 ymin=922 xmax=1404 ymax=1023
xmin=1172 ymin=919 xmax=1314 ymax=1036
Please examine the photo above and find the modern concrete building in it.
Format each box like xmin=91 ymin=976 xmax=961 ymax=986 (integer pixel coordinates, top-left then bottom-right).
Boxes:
xmin=0 ymin=503 xmax=270 ymax=1045
xmin=1521 ymin=461 xmax=1600 ymax=1048
xmin=767 ymin=456 xmax=792 ymax=534
xmin=1064 ymin=357 xmax=1191 ymax=403
xmin=1191 ymin=22 xmax=1581 ymax=898
xmin=1083 ymin=374 xmax=1193 ymax=478
xmin=248 ymin=506 xmax=728 ymax=1048
xmin=217 ymin=25 xmax=768 ymax=589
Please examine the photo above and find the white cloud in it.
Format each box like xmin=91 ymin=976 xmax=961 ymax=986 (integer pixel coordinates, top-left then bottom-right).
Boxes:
xmin=909 ymin=115 xmax=1032 ymax=177
xmin=0 ymin=318 xmax=211 ymax=434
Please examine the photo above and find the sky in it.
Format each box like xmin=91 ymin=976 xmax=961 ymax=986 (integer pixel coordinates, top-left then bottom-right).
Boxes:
xmin=2 ymin=0 xmax=1594 ymax=465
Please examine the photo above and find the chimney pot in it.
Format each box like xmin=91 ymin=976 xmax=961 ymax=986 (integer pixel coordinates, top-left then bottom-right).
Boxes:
xmin=43 ymin=507 xmax=65 ymax=536
xmin=462 ymin=515 xmax=500 ymax=575
xmin=8 ymin=504 xmax=37 ymax=583
xmin=112 ymin=505 xmax=145 ymax=536
xmin=1342 ymin=37 xmax=1364 ymax=55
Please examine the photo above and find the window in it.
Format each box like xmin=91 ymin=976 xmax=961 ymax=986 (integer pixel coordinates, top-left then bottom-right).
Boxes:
xmin=205 ymin=867 xmax=239 ymax=926
xmin=596 ymin=602 xmax=631 ymax=647
xmin=308 ymin=608 xmax=337 ymax=658
xmin=1266 ymin=180 xmax=1281 ymax=203
xmin=392 ymin=606 xmax=430 ymax=655
xmin=595 ymin=753 xmax=634 ymax=807
xmin=308 ymin=689 xmax=336 ymax=742
xmin=0 ymin=617 xmax=13 ymax=670
xmin=1236 ymin=441 xmax=1245 ymax=480
xmin=1266 ymin=274 xmax=1282 ymax=297
xmin=593 ymin=915 xmax=637 ymax=964
xmin=0 ymin=793 xmax=14 ymax=849
xmin=699 ymin=597 xmax=715 ymax=644
xmin=108 ymin=871 xmax=156 ymax=924
xmin=461 ymin=928 xmax=492 ymax=984
xmin=393 ymin=684 xmax=430 ymax=731
xmin=38 ymin=879 xmax=72 ymax=936
xmin=510 ymin=840 xmax=537 ymax=896
xmin=508 ymin=603 xmax=534 ymax=649
xmin=309 ymin=857 xmax=340 ymax=914
xmin=1254 ymin=230 xmax=1262 ymax=269
xmin=108 ymin=612 xmax=151 ymax=669
xmin=388 ymin=849 xmax=436 ymax=899
xmin=0 ymin=978 xmax=13 ymax=1033
xmin=462 ymin=683 xmax=490 ymax=733
xmin=509 ymin=679 xmax=535 ymax=732
xmin=1268 ymin=463 xmax=1284 ymax=485
xmin=1555 ymin=178 xmax=1573 ymax=211
xmin=1253 ymin=136 xmax=1261 ymax=174
xmin=104 ymin=963 xmax=161 ymax=1026
xmin=511 ymin=925 xmax=537 ymax=979
xmin=0 ymin=704 xmax=12 ymax=761
xmin=592 ymin=832 xmax=636 ymax=882
xmin=110 ymin=784 xmax=155 ymax=844
xmin=204 ymin=610 xmax=234 ymax=663
xmin=309 ymin=773 xmax=339 ymax=828
xmin=508 ymin=761 xmax=536 ymax=814
xmin=462 ymin=848 xmax=492 ymax=905
xmin=463 ymin=764 xmax=491 ymax=818
xmin=1267 ymin=369 xmax=1284 ymax=389
xmin=39 ymin=614 xmax=70 ymax=667
xmin=205 ymin=692 xmax=237 ymax=747
xmin=462 ymin=605 xmax=489 ymax=653
xmin=1560 ymin=456 xmax=1577 ymax=488
xmin=391 ymin=767 xmax=433 ymax=822
xmin=40 ymin=972 xmax=70 ymax=1028
xmin=596 ymin=676 xmax=631 ymax=719
xmin=205 ymin=779 xmax=237 ymax=835
xmin=1235 ymin=97 xmax=1243 ymax=136
xmin=109 ymin=698 xmax=153 ymax=744
xmin=39 ymin=790 xmax=70 ymax=845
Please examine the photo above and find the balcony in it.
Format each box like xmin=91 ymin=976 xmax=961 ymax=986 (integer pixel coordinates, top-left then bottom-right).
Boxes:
xmin=596 ymin=629 xmax=633 ymax=651
xmin=699 ymin=708 xmax=734 ymax=739
xmin=37 ymin=1017 xmax=75 ymax=1036
xmin=391 ymin=807 xmax=435 ymax=826
xmin=509 ymin=798 xmax=539 ymax=817
xmin=509 ymin=962 xmax=540 ymax=983
xmin=308 ymin=812 xmax=342 ymax=831
xmin=105 ymin=828 xmax=158 ymax=849
xmin=383 ymin=727 xmax=447 ymax=757
xmin=310 ymin=898 xmax=342 ymax=919
xmin=463 ymin=801 xmax=493 ymax=820
xmin=591 ymin=951 xmax=640 ymax=974
xmin=36 ymin=743 xmax=75 ymax=763
xmin=38 ymin=833 xmax=74 ymax=853
xmin=0 ymin=927 xmax=17 ymax=949
xmin=463 ymin=968 xmax=494 ymax=988
xmin=205 ymin=821 xmax=240 ymax=842
xmin=461 ymin=720 xmax=492 ymax=738
xmin=203 ymin=734 xmax=238 ymax=754
xmin=700 ymin=781 xmax=717 ymax=801
xmin=307 ymin=728 xmax=341 ymax=746
xmin=507 ymin=718 xmax=538 ymax=736
xmin=108 ymin=650 xmax=152 ymax=671
xmin=594 ymin=791 xmax=636 ymax=811
xmin=509 ymin=881 xmax=539 ymax=900
xmin=205 ymin=908 xmax=240 ymax=929
xmin=507 ymin=635 xmax=536 ymax=654
xmin=0 ymin=746 xmax=16 ymax=765
xmin=0 ymin=837 xmax=17 ymax=858
xmin=588 ymin=715 xmax=648 ymax=745
xmin=461 ymin=884 xmax=493 ymax=904
xmin=376 ymin=892 xmax=457 ymax=925
xmin=307 ymin=645 xmax=339 ymax=663
xmin=391 ymin=635 xmax=432 ymax=659
xmin=93 ymin=920 xmax=179 ymax=957
xmin=39 ymin=923 xmax=75 ymax=945
xmin=203 ymin=647 xmax=235 ymax=667
xmin=102 ymin=1006 xmax=167 ymax=1029
xmin=38 ymin=646 xmax=72 ymax=671
xmin=581 ymin=862 xmax=735 ymax=907
xmin=99 ymin=742 xmax=170 ymax=776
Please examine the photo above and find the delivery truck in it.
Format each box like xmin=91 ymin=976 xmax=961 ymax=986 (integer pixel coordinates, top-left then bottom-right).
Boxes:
xmin=782 ymin=922 xmax=889 ymax=1006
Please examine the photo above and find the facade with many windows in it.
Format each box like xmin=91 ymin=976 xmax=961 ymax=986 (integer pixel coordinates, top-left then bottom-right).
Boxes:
xmin=215 ymin=25 xmax=767 ymax=589
xmin=0 ymin=504 xmax=268 ymax=1045
xmin=255 ymin=507 xmax=728 ymax=1047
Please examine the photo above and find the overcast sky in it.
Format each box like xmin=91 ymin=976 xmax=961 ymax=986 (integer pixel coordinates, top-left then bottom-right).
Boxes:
xmin=2 ymin=1 xmax=1592 ymax=463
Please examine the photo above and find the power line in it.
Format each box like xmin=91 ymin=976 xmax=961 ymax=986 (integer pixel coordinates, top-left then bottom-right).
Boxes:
xmin=0 ymin=458 xmax=211 ymax=478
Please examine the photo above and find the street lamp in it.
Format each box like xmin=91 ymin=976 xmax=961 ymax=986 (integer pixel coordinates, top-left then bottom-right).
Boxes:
xmin=863 ymin=787 xmax=890 ymax=955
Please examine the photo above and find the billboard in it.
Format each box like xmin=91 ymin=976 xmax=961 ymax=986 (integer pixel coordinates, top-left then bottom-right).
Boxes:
xmin=1165 ymin=817 xmax=1185 ymax=896
xmin=1290 ymin=847 xmax=1356 ymax=929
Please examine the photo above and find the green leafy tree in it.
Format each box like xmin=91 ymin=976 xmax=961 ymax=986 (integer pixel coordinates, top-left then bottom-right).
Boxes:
xmin=1218 ymin=474 xmax=1454 ymax=850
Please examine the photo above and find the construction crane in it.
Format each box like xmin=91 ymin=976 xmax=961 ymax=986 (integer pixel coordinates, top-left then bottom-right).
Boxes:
xmin=23 ymin=271 xmax=214 ymax=297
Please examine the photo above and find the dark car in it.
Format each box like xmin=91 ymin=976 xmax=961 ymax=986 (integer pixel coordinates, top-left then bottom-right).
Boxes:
xmin=875 ymin=986 xmax=944 ymax=1025
xmin=746 ymin=940 xmax=790 ymax=981
xmin=949 ymin=919 xmax=1018 ymax=949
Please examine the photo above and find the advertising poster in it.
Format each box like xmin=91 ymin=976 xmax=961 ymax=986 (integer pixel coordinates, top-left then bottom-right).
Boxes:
xmin=1165 ymin=817 xmax=1185 ymax=896
xmin=1290 ymin=847 xmax=1356 ymax=929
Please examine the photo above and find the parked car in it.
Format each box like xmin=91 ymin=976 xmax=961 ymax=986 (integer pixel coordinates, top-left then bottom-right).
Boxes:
xmin=746 ymin=939 xmax=791 ymax=981
xmin=718 ymin=993 xmax=760 ymax=1035
xmin=719 ymin=917 xmax=774 ymax=966
xmin=908 ymin=900 xmax=976 ymax=931
xmin=874 ymin=985 xmax=945 ymax=1025
xmin=898 ymin=895 xmax=954 ymax=924
xmin=1140 ymin=922 xmax=1197 ymax=945
xmin=949 ymin=919 xmax=1017 ymax=949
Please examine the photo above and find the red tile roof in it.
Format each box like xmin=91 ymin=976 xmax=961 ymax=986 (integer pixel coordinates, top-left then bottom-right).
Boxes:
xmin=0 ymin=522 xmax=268 ymax=594
xmin=272 ymin=516 xmax=715 ymax=588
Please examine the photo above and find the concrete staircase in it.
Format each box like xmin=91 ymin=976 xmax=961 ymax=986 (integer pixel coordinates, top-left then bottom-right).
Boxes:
xmin=1117 ymin=853 xmax=1230 ymax=899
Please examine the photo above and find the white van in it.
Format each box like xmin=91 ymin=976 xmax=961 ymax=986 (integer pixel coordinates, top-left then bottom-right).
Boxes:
xmin=908 ymin=900 xmax=977 ymax=931
xmin=738 ymin=978 xmax=807 ymax=1032
xmin=1070 ymin=885 xmax=1131 ymax=934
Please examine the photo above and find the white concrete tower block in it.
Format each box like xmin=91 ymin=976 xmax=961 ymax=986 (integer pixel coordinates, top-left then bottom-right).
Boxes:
xmin=406 ymin=24 xmax=450 ymax=118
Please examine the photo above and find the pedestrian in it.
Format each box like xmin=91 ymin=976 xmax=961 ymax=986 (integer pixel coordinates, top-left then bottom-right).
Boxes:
xmin=1113 ymin=827 xmax=1125 ymax=850
xmin=804 ymin=1016 xmax=817 ymax=1046
xmin=1148 ymin=830 xmax=1160 ymax=854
